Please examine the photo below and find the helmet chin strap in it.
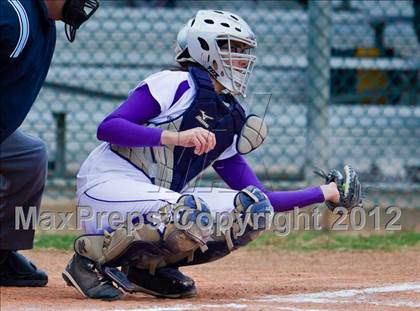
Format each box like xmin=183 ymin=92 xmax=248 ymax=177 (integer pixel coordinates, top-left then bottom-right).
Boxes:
xmin=62 ymin=0 xmax=99 ymax=42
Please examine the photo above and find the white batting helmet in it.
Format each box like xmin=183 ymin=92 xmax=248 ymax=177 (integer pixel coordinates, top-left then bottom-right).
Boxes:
xmin=175 ymin=10 xmax=257 ymax=97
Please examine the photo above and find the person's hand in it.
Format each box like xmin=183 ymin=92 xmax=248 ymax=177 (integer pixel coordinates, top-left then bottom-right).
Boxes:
xmin=315 ymin=165 xmax=363 ymax=212
xmin=161 ymin=128 xmax=216 ymax=156
xmin=320 ymin=182 xmax=340 ymax=203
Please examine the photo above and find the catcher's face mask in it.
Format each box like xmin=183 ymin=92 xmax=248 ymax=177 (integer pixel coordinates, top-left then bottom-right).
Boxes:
xmin=62 ymin=0 xmax=99 ymax=42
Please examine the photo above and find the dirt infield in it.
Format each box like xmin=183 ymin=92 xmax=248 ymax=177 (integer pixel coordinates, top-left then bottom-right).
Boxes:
xmin=1 ymin=248 xmax=420 ymax=310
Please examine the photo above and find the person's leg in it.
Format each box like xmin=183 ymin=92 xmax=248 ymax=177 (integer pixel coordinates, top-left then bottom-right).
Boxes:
xmin=0 ymin=130 xmax=48 ymax=286
xmin=65 ymin=178 xmax=187 ymax=299
xmin=77 ymin=178 xmax=180 ymax=234
xmin=168 ymin=186 xmax=272 ymax=267
xmin=0 ymin=130 xmax=48 ymax=249
xmin=71 ymin=179 xmax=216 ymax=299
xmin=183 ymin=186 xmax=238 ymax=215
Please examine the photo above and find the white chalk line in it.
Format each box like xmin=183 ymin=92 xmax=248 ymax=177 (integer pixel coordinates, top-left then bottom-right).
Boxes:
xmin=15 ymin=282 xmax=420 ymax=311
xmin=110 ymin=304 xmax=326 ymax=311
xmin=112 ymin=282 xmax=420 ymax=311
xmin=110 ymin=303 xmax=247 ymax=311
xmin=243 ymin=281 xmax=420 ymax=308
xmin=16 ymin=304 xmax=246 ymax=311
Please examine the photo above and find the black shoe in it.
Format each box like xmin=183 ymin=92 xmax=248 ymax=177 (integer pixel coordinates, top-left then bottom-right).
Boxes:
xmin=0 ymin=251 xmax=48 ymax=287
xmin=126 ymin=266 xmax=197 ymax=298
xmin=62 ymin=254 xmax=123 ymax=301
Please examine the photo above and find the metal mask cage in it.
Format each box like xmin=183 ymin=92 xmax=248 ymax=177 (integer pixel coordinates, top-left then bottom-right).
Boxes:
xmin=215 ymin=34 xmax=257 ymax=96
xmin=64 ymin=0 xmax=99 ymax=42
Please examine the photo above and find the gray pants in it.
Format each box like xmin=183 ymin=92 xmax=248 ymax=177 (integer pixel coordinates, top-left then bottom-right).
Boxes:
xmin=0 ymin=130 xmax=47 ymax=250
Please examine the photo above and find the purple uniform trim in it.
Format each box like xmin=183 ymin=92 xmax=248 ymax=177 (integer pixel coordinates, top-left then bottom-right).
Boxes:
xmin=97 ymin=84 xmax=164 ymax=147
xmin=96 ymin=78 xmax=325 ymax=211
xmin=213 ymin=154 xmax=325 ymax=212
xmin=170 ymin=80 xmax=190 ymax=108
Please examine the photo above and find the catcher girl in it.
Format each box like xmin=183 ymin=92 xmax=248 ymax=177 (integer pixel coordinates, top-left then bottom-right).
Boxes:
xmin=62 ymin=10 xmax=362 ymax=300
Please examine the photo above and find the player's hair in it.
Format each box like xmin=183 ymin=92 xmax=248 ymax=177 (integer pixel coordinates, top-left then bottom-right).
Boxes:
xmin=166 ymin=61 xmax=201 ymax=72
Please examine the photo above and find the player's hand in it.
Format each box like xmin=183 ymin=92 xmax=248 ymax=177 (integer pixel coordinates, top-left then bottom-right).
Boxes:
xmin=161 ymin=128 xmax=216 ymax=155
xmin=320 ymin=182 xmax=340 ymax=203
xmin=315 ymin=165 xmax=362 ymax=212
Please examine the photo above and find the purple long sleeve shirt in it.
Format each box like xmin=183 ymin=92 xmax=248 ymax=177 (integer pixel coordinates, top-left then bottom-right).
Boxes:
xmin=97 ymin=83 xmax=325 ymax=212
xmin=97 ymin=84 xmax=164 ymax=147
xmin=212 ymin=154 xmax=324 ymax=212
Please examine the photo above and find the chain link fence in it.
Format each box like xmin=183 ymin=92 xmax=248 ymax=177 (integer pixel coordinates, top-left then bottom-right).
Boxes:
xmin=21 ymin=0 xmax=419 ymax=208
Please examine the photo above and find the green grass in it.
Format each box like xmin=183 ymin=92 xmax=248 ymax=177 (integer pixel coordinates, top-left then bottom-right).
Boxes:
xmin=248 ymin=231 xmax=420 ymax=251
xmin=34 ymin=234 xmax=78 ymax=250
xmin=33 ymin=231 xmax=420 ymax=252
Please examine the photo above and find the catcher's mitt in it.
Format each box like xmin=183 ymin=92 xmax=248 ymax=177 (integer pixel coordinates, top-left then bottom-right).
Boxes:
xmin=314 ymin=165 xmax=362 ymax=212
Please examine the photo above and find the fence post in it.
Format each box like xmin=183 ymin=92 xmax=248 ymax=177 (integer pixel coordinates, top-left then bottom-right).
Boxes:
xmin=305 ymin=0 xmax=332 ymax=229
xmin=53 ymin=112 xmax=66 ymax=178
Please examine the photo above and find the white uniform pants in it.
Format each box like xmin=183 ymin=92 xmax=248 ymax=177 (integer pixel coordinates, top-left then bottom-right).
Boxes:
xmin=77 ymin=178 xmax=239 ymax=234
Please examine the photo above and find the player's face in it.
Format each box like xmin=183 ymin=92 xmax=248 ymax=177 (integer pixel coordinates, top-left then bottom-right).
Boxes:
xmin=219 ymin=41 xmax=253 ymax=69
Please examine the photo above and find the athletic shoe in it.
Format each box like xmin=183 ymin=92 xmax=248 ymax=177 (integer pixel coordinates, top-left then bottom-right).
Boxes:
xmin=62 ymin=253 xmax=123 ymax=301
xmin=0 ymin=251 xmax=48 ymax=287
xmin=126 ymin=266 xmax=197 ymax=298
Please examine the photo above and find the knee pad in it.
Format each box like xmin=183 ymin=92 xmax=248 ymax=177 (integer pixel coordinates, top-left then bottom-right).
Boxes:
xmin=164 ymin=194 xmax=212 ymax=255
xmin=216 ymin=185 xmax=273 ymax=251
xmin=234 ymin=185 xmax=273 ymax=230
xmin=74 ymin=194 xmax=212 ymax=274
xmin=162 ymin=187 xmax=273 ymax=268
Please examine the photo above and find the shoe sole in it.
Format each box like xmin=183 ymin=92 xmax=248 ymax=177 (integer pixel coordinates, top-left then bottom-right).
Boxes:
xmin=62 ymin=270 xmax=88 ymax=298
xmin=0 ymin=279 xmax=48 ymax=287
xmin=132 ymin=283 xmax=197 ymax=299
xmin=62 ymin=270 xmax=122 ymax=301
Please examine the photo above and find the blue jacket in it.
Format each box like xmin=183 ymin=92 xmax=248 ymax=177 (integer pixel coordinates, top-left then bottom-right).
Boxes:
xmin=0 ymin=0 xmax=56 ymax=143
